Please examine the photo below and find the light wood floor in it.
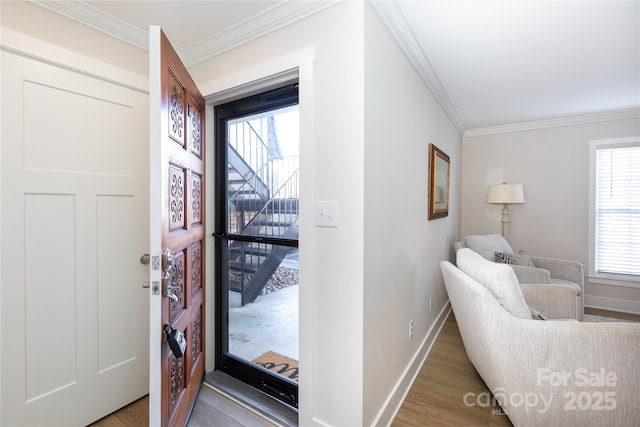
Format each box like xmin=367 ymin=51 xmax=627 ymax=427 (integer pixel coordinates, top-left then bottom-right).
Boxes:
xmin=88 ymin=387 xmax=274 ymax=427
xmin=584 ymin=306 xmax=640 ymax=322
xmin=89 ymin=395 xmax=149 ymax=427
xmin=391 ymin=312 xmax=513 ymax=427
xmin=91 ymin=307 xmax=639 ymax=427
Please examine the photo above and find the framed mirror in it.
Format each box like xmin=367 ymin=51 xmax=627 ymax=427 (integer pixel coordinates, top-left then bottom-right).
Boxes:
xmin=428 ymin=143 xmax=450 ymax=220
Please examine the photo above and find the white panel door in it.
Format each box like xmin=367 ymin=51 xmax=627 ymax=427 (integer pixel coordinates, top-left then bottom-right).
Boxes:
xmin=1 ymin=52 xmax=149 ymax=426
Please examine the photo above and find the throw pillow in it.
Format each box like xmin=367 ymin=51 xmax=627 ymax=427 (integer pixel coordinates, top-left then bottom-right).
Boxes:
xmin=457 ymin=248 xmax=532 ymax=319
xmin=528 ymin=306 xmax=547 ymax=320
xmin=464 ymin=234 xmax=514 ymax=261
xmin=495 ymin=251 xmax=536 ymax=267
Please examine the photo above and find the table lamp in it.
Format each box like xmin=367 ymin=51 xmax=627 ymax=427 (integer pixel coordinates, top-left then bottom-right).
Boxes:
xmin=486 ymin=183 xmax=525 ymax=239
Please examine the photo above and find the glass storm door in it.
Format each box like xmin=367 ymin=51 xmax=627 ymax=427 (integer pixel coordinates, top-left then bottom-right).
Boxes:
xmin=214 ymin=84 xmax=299 ymax=408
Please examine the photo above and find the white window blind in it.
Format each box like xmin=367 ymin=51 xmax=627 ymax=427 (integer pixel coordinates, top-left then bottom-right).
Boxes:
xmin=595 ymin=144 xmax=640 ymax=276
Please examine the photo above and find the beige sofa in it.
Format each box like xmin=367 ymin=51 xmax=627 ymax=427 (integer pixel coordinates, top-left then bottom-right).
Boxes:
xmin=441 ymin=248 xmax=640 ymax=427
xmin=454 ymin=234 xmax=584 ymax=320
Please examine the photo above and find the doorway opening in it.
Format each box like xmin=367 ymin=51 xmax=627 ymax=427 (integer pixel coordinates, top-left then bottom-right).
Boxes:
xmin=212 ymin=83 xmax=299 ymax=410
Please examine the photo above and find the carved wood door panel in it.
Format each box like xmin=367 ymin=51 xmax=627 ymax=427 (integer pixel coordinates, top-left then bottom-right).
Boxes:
xmin=151 ymin=27 xmax=205 ymax=427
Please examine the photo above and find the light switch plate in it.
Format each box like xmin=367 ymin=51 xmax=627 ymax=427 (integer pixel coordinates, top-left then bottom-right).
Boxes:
xmin=315 ymin=201 xmax=339 ymax=227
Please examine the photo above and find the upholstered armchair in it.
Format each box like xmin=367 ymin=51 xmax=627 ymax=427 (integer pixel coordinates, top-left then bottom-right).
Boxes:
xmin=454 ymin=234 xmax=584 ymax=320
xmin=441 ymin=249 xmax=640 ymax=427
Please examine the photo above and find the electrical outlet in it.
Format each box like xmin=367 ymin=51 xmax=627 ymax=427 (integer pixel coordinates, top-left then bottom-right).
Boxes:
xmin=408 ymin=320 xmax=414 ymax=340
xmin=429 ymin=297 xmax=433 ymax=312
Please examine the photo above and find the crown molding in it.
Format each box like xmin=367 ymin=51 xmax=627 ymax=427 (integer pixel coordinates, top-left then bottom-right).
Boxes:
xmin=371 ymin=1 xmax=465 ymax=136
xmin=463 ymin=108 xmax=640 ymax=138
xmin=32 ymin=0 xmax=150 ymax=50
xmin=32 ymin=0 xmax=337 ymax=67
xmin=184 ymin=1 xmax=337 ymax=66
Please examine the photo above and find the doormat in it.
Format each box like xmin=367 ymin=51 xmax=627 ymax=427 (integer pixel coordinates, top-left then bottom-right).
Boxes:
xmin=252 ymin=351 xmax=299 ymax=382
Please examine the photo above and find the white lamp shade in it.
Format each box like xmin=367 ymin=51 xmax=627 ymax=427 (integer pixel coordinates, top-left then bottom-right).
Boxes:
xmin=486 ymin=184 xmax=525 ymax=204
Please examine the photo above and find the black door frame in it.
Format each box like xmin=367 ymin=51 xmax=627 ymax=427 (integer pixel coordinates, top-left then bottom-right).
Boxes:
xmin=213 ymin=83 xmax=299 ymax=408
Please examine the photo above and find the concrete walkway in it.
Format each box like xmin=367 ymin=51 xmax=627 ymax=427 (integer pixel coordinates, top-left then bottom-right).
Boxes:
xmin=228 ymin=284 xmax=299 ymax=362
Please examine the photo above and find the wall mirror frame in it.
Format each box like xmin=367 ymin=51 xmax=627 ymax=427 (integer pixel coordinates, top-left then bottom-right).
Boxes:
xmin=428 ymin=143 xmax=450 ymax=220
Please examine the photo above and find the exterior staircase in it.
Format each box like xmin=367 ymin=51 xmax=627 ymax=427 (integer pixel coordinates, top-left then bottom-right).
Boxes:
xmin=227 ymin=119 xmax=299 ymax=306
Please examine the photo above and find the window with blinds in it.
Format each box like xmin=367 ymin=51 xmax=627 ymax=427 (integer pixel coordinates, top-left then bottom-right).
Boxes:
xmin=594 ymin=143 xmax=640 ymax=277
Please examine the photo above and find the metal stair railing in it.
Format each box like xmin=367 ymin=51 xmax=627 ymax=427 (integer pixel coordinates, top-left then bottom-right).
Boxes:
xmin=228 ymin=144 xmax=270 ymax=204
xmin=228 ymin=154 xmax=299 ymax=234
xmin=226 ymin=117 xmax=300 ymax=306
xmin=227 ymin=121 xmax=273 ymax=235
xmin=230 ymin=164 xmax=299 ymax=305
xmin=229 ymin=121 xmax=271 ymax=183
xmin=232 ymin=220 xmax=298 ymax=306
xmin=241 ymin=159 xmax=299 ymax=238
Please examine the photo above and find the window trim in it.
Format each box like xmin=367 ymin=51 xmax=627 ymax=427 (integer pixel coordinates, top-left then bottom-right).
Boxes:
xmin=588 ymin=136 xmax=640 ymax=288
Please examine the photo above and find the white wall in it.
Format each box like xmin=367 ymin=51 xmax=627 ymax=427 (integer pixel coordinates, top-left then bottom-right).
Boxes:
xmin=191 ymin=3 xmax=366 ymax=426
xmin=462 ymin=118 xmax=640 ymax=310
xmin=1 ymin=1 xmax=148 ymax=76
xmin=363 ymin=6 xmax=461 ymax=425
xmin=193 ymin=3 xmax=464 ymax=425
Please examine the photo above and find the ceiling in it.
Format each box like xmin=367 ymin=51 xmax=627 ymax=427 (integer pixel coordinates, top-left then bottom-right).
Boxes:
xmin=37 ymin=0 xmax=640 ymax=134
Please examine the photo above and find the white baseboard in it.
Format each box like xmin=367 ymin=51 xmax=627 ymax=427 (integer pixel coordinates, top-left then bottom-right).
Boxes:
xmin=584 ymin=295 xmax=640 ymax=315
xmin=370 ymin=301 xmax=452 ymax=427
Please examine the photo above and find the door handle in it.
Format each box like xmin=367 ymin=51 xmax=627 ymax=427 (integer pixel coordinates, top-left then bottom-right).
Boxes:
xmin=140 ymin=253 xmax=151 ymax=265
xmin=162 ymin=272 xmax=179 ymax=302
xmin=161 ymin=248 xmax=179 ymax=302
xmin=162 ymin=248 xmax=174 ymax=270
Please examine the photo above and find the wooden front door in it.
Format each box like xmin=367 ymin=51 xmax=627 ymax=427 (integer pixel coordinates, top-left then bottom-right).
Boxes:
xmin=150 ymin=27 xmax=205 ymax=427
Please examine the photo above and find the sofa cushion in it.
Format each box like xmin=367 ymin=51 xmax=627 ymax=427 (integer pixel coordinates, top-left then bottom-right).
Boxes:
xmin=464 ymin=234 xmax=513 ymax=261
xmin=457 ymin=248 xmax=532 ymax=319
xmin=495 ymin=251 xmax=536 ymax=267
